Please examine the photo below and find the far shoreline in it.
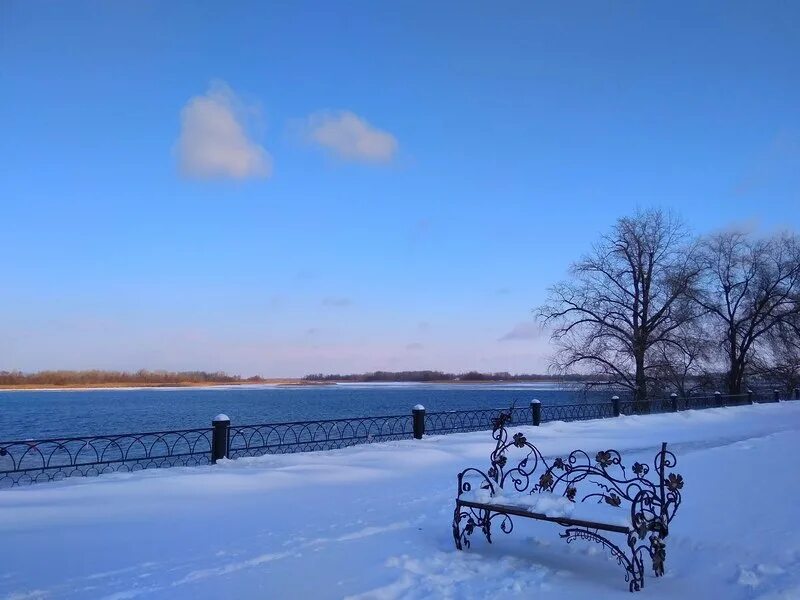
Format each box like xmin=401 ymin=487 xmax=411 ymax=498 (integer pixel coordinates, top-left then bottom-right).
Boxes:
xmin=0 ymin=379 xmax=585 ymax=392
xmin=0 ymin=380 xmax=325 ymax=391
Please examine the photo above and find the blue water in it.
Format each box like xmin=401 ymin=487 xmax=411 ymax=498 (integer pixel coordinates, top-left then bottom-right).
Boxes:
xmin=0 ymin=383 xmax=613 ymax=441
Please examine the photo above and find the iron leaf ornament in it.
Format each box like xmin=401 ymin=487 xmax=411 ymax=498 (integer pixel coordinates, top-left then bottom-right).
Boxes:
xmin=666 ymin=473 xmax=684 ymax=491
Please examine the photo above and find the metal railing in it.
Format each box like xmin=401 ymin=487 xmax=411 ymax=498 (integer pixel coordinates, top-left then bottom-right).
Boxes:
xmin=0 ymin=427 xmax=212 ymax=488
xmin=1 ymin=388 xmax=796 ymax=488
xmin=227 ymin=414 xmax=413 ymax=457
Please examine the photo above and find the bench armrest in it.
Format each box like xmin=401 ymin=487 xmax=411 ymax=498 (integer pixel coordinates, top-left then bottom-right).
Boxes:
xmin=456 ymin=467 xmax=497 ymax=499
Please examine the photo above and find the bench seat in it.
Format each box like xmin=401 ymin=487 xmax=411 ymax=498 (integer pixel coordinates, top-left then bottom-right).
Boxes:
xmin=458 ymin=489 xmax=632 ymax=534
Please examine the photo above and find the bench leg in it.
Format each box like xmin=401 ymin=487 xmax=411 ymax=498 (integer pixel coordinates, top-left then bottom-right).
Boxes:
xmin=481 ymin=509 xmax=492 ymax=543
xmin=627 ymin=533 xmax=646 ymax=592
xmin=453 ymin=502 xmax=472 ymax=550
xmin=649 ymin=534 xmax=666 ymax=577
xmin=453 ymin=504 xmax=512 ymax=550
xmin=561 ymin=528 xmax=645 ymax=592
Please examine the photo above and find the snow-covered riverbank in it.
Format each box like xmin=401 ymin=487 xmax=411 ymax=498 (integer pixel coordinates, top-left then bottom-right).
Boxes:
xmin=2 ymin=403 xmax=799 ymax=599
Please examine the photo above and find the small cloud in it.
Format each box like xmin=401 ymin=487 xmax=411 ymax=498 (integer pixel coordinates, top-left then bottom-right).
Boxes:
xmin=405 ymin=342 xmax=424 ymax=351
xmin=495 ymin=287 xmax=512 ymax=295
xmin=711 ymin=217 xmax=761 ymax=236
xmin=305 ymin=327 xmax=320 ymax=336
xmin=304 ymin=110 xmax=397 ymax=163
xmin=409 ymin=218 xmax=431 ymax=243
xmin=732 ymin=130 xmax=800 ymax=197
xmin=295 ymin=269 xmax=317 ymax=281
xmin=322 ymin=296 xmax=352 ymax=308
xmin=417 ymin=321 xmax=431 ymax=332
xmin=499 ymin=321 xmax=540 ymax=341
xmin=267 ymin=295 xmax=284 ymax=309
xmin=176 ymin=81 xmax=272 ymax=179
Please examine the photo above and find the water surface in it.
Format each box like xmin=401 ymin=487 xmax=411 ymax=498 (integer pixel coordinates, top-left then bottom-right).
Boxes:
xmin=0 ymin=383 xmax=612 ymax=440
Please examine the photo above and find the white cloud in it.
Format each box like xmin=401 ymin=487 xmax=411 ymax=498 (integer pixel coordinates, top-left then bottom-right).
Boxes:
xmin=499 ymin=321 xmax=541 ymax=341
xmin=322 ymin=296 xmax=353 ymax=308
xmin=177 ymin=81 xmax=272 ymax=180
xmin=305 ymin=110 xmax=397 ymax=163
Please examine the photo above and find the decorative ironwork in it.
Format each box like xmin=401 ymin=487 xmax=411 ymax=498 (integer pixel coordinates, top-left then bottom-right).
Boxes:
xmin=425 ymin=406 xmax=531 ymax=434
xmin=542 ymin=402 xmax=614 ymax=422
xmin=427 ymin=402 xmax=617 ymax=434
xmin=452 ymin=409 xmax=684 ymax=592
xmin=616 ymin=393 xmax=754 ymax=415
xmin=228 ymin=414 xmax=412 ymax=457
xmin=561 ymin=527 xmax=645 ymax=591
xmin=686 ymin=393 xmax=749 ymax=409
xmin=0 ymin=428 xmax=212 ymax=488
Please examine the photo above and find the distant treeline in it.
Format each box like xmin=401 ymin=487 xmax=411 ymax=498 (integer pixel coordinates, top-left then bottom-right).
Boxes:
xmin=303 ymin=370 xmax=595 ymax=383
xmin=0 ymin=370 xmax=265 ymax=386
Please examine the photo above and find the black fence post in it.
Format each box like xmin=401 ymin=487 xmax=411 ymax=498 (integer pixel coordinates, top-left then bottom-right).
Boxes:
xmin=773 ymin=389 xmax=780 ymax=402
xmin=794 ymin=388 xmax=799 ymax=400
xmin=531 ymin=399 xmax=541 ymax=426
xmin=714 ymin=391 xmax=721 ymax=407
xmin=747 ymin=389 xmax=754 ymax=404
xmin=670 ymin=393 xmax=678 ymax=413
xmin=412 ymin=404 xmax=425 ymax=439
xmin=211 ymin=414 xmax=230 ymax=463
xmin=612 ymin=395 xmax=620 ymax=417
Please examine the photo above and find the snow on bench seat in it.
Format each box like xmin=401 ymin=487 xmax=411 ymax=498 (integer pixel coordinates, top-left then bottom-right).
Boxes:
xmin=459 ymin=487 xmax=633 ymax=531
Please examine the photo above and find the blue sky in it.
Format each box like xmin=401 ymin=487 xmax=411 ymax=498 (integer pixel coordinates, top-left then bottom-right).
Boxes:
xmin=1 ymin=2 xmax=799 ymax=376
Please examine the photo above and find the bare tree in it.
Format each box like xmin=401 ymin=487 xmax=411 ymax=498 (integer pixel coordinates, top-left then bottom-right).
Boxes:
xmin=750 ymin=317 xmax=800 ymax=394
xmin=650 ymin=320 xmax=715 ymax=397
xmin=537 ymin=209 xmax=701 ymax=404
xmin=692 ymin=231 xmax=800 ymax=395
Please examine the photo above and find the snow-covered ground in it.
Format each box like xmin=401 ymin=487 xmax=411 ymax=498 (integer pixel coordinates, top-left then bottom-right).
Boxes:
xmin=2 ymin=403 xmax=799 ymax=600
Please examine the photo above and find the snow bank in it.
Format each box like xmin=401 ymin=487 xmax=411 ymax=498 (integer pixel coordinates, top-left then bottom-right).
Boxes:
xmin=1 ymin=403 xmax=800 ymax=599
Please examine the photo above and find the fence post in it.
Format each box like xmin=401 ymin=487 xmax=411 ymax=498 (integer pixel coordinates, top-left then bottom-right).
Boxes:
xmin=612 ymin=395 xmax=620 ymax=417
xmin=794 ymin=388 xmax=799 ymax=400
xmin=211 ymin=414 xmax=230 ymax=463
xmin=773 ymin=389 xmax=780 ymax=402
xmin=747 ymin=389 xmax=754 ymax=404
xmin=412 ymin=405 xmax=425 ymax=439
xmin=714 ymin=391 xmax=721 ymax=406
xmin=531 ymin=399 xmax=541 ymax=426
xmin=670 ymin=393 xmax=678 ymax=413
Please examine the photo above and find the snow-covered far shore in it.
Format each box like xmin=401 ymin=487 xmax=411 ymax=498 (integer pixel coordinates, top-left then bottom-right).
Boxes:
xmin=2 ymin=404 xmax=800 ymax=599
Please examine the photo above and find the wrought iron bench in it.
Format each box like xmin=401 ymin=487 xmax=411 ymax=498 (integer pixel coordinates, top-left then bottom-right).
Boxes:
xmin=452 ymin=410 xmax=684 ymax=592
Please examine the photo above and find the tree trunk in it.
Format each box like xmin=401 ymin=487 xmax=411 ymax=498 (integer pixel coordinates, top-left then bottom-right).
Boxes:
xmin=727 ymin=366 xmax=741 ymax=396
xmin=727 ymin=330 xmax=741 ymax=396
xmin=635 ymin=351 xmax=648 ymax=413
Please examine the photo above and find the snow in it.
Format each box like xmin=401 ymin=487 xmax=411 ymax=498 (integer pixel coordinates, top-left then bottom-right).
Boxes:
xmin=460 ymin=488 xmax=577 ymax=519
xmin=2 ymin=403 xmax=800 ymax=599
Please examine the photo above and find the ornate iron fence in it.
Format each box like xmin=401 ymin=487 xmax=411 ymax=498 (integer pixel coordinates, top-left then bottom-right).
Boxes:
xmin=0 ymin=389 xmax=793 ymax=489
xmin=424 ymin=406 xmax=531 ymax=434
xmin=423 ymin=402 xmax=615 ymax=435
xmin=0 ymin=428 xmax=212 ymax=488
xmin=227 ymin=414 xmax=412 ymax=457
xmin=542 ymin=401 xmax=614 ymax=421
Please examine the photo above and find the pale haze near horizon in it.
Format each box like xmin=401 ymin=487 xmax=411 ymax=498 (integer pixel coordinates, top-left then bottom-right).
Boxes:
xmin=1 ymin=2 xmax=799 ymax=377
